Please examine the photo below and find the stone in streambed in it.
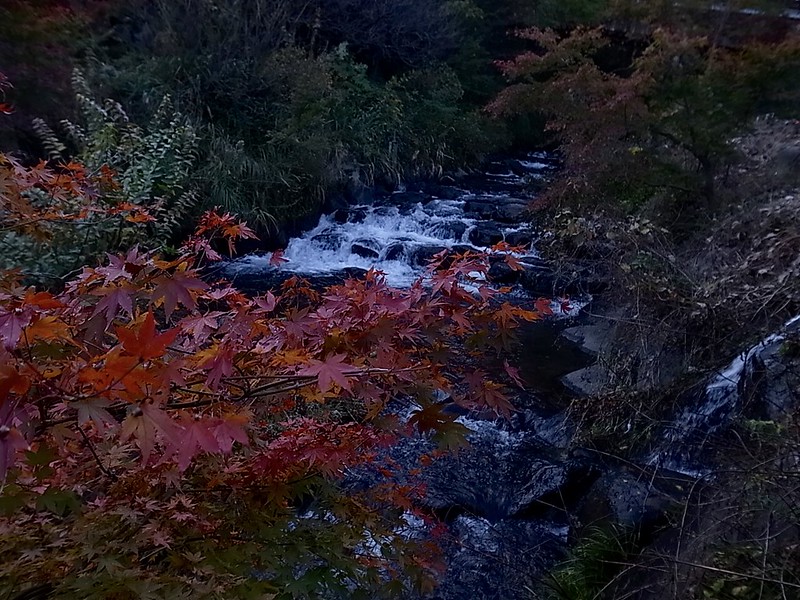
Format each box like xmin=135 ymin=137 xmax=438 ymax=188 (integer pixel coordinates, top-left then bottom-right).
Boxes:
xmin=351 ymin=239 xmax=381 ymax=259
xmin=469 ymin=223 xmax=504 ymax=246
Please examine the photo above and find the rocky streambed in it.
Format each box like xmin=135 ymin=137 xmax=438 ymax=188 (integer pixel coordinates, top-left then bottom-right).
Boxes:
xmin=215 ymin=155 xmax=800 ymax=599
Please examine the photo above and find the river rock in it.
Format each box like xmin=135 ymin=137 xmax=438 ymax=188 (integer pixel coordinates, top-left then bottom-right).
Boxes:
xmin=518 ymin=263 xmax=559 ymax=296
xmin=575 ymin=469 xmax=677 ymax=532
xmin=310 ymin=231 xmax=346 ymax=250
xmin=742 ymin=323 xmax=800 ymax=422
xmin=504 ymin=230 xmax=534 ymax=247
xmin=332 ymin=207 xmax=367 ymax=224
xmin=389 ymin=191 xmax=430 ymax=207
xmin=775 ymin=143 xmax=800 ymax=182
xmin=409 ymin=245 xmax=447 ymax=267
xmin=428 ymin=184 xmax=466 ymax=200
xmin=432 ymin=516 xmax=565 ymax=600
xmin=421 ymin=417 xmax=595 ymax=521
xmin=513 ymin=409 xmax=576 ymax=449
xmin=351 ymin=239 xmax=381 ymax=259
xmin=464 ymin=197 xmax=529 ymax=224
xmin=212 ymin=266 xmax=368 ymax=295
xmin=495 ymin=200 xmax=529 ymax=223
xmin=561 ymin=323 xmax=615 ymax=356
xmin=560 ymin=364 xmax=614 ymax=397
xmin=383 ymin=242 xmax=406 ymax=262
xmin=487 ymin=259 xmax=521 ymax=284
xmin=464 ymin=198 xmax=496 ymax=219
xmin=430 ymin=221 xmax=468 ymax=241
xmin=468 ymin=223 xmax=504 ymax=247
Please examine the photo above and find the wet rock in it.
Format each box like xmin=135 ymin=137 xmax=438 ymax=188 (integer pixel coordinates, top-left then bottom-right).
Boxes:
xmin=332 ymin=208 xmax=367 ymax=224
xmin=310 ymin=231 xmax=346 ymax=250
xmin=390 ymin=191 xmax=429 ymax=207
xmin=447 ymin=221 xmax=468 ymax=240
xmin=495 ymin=201 xmax=529 ymax=223
xmin=383 ymin=242 xmax=406 ymax=262
xmin=560 ymin=364 xmax=612 ymax=397
xmin=488 ymin=259 xmax=521 ymax=284
xmin=429 ymin=221 xmax=467 ymax=241
xmin=464 ymin=197 xmax=528 ymax=224
xmin=409 ymin=245 xmax=447 ymax=267
xmin=464 ymin=199 xmax=496 ymax=219
xmin=427 ymin=184 xmax=466 ymax=200
xmin=742 ymin=324 xmax=800 ymax=422
xmin=561 ymin=323 xmax=615 ymax=356
xmin=514 ymin=409 xmax=577 ymax=449
xmin=575 ymin=470 xmax=680 ymax=532
xmin=351 ymin=239 xmax=381 ymax=259
xmin=775 ymin=144 xmax=800 ymax=181
xmin=432 ymin=516 xmax=565 ymax=600
xmin=469 ymin=223 xmax=504 ymax=247
xmin=420 ymin=418 xmax=594 ymax=521
xmin=504 ymin=230 xmax=534 ymax=247
xmin=213 ymin=266 xmax=368 ymax=295
xmin=518 ymin=261 xmax=612 ymax=297
xmin=518 ymin=264 xmax=558 ymax=296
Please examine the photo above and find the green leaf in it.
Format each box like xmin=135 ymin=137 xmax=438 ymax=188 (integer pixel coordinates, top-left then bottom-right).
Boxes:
xmin=35 ymin=488 xmax=81 ymax=516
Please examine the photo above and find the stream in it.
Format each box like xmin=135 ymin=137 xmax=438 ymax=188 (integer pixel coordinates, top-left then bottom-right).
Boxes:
xmin=219 ymin=155 xmax=798 ymax=598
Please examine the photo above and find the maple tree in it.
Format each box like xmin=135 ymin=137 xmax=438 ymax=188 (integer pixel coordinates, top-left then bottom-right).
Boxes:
xmin=0 ymin=115 xmax=543 ymax=597
xmin=488 ymin=5 xmax=800 ymax=210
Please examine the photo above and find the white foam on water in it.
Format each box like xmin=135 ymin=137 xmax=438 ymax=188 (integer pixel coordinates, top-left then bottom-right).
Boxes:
xmin=650 ymin=313 xmax=800 ymax=476
xmin=227 ymin=198 xmax=540 ymax=287
xmin=517 ymin=161 xmax=551 ymax=170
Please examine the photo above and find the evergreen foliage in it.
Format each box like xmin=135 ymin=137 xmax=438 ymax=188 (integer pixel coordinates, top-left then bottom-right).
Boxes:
xmin=0 ymin=70 xmax=198 ymax=280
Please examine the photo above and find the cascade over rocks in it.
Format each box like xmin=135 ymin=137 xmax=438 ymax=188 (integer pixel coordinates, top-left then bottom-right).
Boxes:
xmin=218 ymin=152 xmax=721 ymax=598
xmin=220 ymin=153 xmax=585 ymax=295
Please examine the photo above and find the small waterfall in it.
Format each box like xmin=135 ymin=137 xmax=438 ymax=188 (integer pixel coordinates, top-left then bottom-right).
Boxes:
xmin=223 ymin=154 xmax=558 ymax=288
xmin=650 ymin=314 xmax=800 ymax=475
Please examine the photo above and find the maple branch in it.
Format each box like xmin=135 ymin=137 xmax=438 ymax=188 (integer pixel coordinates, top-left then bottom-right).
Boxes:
xmin=77 ymin=426 xmax=118 ymax=481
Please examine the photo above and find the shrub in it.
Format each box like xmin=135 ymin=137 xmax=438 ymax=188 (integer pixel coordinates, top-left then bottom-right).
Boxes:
xmin=0 ymin=71 xmax=199 ymax=280
xmin=0 ymin=156 xmax=542 ymax=596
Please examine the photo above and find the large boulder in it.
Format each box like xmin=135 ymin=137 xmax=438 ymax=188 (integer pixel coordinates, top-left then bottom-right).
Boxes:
xmin=495 ymin=200 xmax=529 ymax=223
xmin=574 ymin=469 xmax=683 ymax=533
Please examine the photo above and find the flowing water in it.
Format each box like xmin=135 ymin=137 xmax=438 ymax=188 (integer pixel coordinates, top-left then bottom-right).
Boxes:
xmin=649 ymin=314 xmax=800 ymax=476
xmin=221 ymin=152 xmax=790 ymax=598
xmin=222 ymin=153 xmax=556 ymax=289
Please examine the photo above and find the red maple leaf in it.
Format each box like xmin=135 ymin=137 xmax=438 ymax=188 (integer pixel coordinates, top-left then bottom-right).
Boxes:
xmin=269 ymin=250 xmax=288 ymax=266
xmin=253 ymin=291 xmax=277 ymax=313
xmin=297 ymin=354 xmax=355 ymax=393
xmin=0 ymin=308 xmax=30 ymax=350
xmin=92 ymin=285 xmax=134 ymax=322
xmin=534 ymin=298 xmax=554 ymax=317
xmin=213 ymin=413 xmax=250 ymax=453
xmin=170 ymin=413 xmax=221 ymax=471
xmin=23 ymin=291 xmax=64 ymax=309
xmin=120 ymin=403 xmax=181 ymax=464
xmin=503 ymin=360 xmax=525 ymax=388
xmin=179 ymin=311 xmax=223 ymax=342
xmin=151 ymin=271 xmax=209 ymax=319
xmin=116 ymin=312 xmax=179 ymax=360
xmin=200 ymin=343 xmax=235 ymax=391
